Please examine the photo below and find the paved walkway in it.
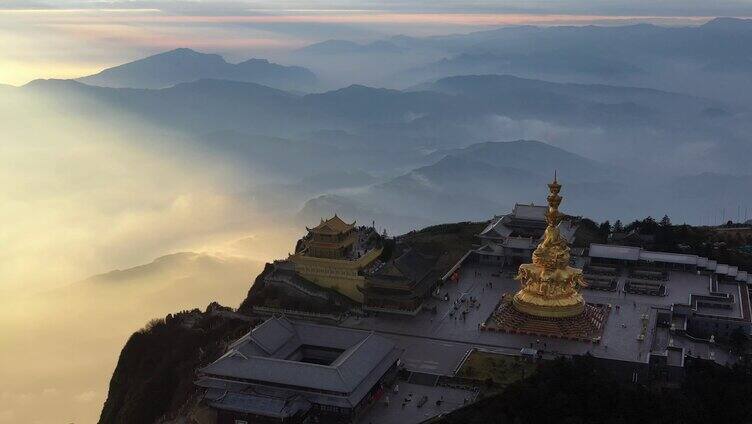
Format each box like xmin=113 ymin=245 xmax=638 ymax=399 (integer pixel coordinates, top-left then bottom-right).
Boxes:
xmin=337 ymin=263 xmax=732 ymax=386
xmin=340 ymin=263 xmax=700 ymax=366
xmin=358 ymin=382 xmax=477 ymax=424
xmin=339 ymin=262 xmax=735 ymax=423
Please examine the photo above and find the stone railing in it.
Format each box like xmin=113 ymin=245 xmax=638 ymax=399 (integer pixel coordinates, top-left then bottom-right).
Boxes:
xmin=363 ymin=304 xmax=423 ymax=316
xmin=251 ymin=306 xmax=342 ymax=322
xmin=266 ymin=274 xmax=329 ymax=300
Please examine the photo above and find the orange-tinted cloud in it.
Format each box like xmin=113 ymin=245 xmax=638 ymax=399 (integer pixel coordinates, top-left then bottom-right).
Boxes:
xmin=0 ymin=9 xmax=718 ymax=26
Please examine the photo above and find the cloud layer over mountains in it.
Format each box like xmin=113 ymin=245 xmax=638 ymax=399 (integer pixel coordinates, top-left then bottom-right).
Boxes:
xmin=15 ymin=68 xmax=752 ymax=230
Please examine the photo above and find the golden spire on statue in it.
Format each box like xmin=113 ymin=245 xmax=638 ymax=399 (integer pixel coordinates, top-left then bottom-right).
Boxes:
xmin=512 ymin=172 xmax=586 ymax=318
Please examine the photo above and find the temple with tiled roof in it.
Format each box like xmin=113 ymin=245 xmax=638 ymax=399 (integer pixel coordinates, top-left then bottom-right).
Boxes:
xmin=361 ymin=248 xmax=439 ymax=314
xmin=197 ymin=316 xmax=402 ymax=423
xmin=304 ymin=215 xmax=357 ymax=259
xmin=476 ymin=201 xmax=578 ymax=269
xmin=289 ymin=215 xmax=383 ymax=302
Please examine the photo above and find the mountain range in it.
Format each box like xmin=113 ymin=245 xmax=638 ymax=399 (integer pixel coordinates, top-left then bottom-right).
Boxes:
xmin=78 ymin=48 xmax=318 ymax=91
xmin=299 ymin=138 xmax=752 ymax=233
xmin=297 ymin=40 xmax=404 ymax=55
xmin=21 ymin=73 xmax=737 ymax=161
xmin=298 ymin=140 xmax=641 ymax=231
xmin=12 ymin=46 xmax=752 ymax=231
xmin=63 ymin=21 xmax=752 ymax=146
xmin=82 ymin=252 xmax=264 ymax=304
xmin=297 ymin=18 xmax=752 ymax=104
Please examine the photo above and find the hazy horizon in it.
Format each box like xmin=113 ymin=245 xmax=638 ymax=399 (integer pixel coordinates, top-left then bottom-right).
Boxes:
xmin=2 ymin=0 xmax=748 ymax=86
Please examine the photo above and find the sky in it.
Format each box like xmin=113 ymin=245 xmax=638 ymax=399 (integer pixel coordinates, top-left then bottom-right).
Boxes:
xmin=2 ymin=0 xmax=751 ymax=85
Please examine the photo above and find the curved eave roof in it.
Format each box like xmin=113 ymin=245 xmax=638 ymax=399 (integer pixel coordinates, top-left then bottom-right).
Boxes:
xmin=307 ymin=214 xmax=356 ymax=234
xmin=200 ymin=317 xmax=399 ymax=397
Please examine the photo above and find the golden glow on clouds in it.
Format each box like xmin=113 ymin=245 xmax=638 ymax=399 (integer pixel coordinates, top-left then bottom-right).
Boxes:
xmin=0 ymin=59 xmax=97 ymax=86
xmin=0 ymin=89 xmax=288 ymax=291
xmin=0 ymin=88 xmax=296 ymax=423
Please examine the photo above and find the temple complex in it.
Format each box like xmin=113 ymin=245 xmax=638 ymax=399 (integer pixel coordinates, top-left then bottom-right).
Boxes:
xmin=361 ymin=248 xmax=439 ymax=314
xmin=289 ymin=215 xmax=383 ymax=302
xmin=476 ymin=202 xmax=578 ymax=268
xmin=197 ymin=317 xmax=402 ymax=424
xmin=199 ymin=174 xmax=752 ymax=424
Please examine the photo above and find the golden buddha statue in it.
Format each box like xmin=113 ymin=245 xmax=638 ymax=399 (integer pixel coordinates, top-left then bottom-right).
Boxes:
xmin=512 ymin=174 xmax=586 ymax=318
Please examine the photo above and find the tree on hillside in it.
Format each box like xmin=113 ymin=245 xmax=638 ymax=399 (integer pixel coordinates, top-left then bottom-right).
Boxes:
xmin=625 ymin=219 xmax=641 ymax=233
xmin=598 ymin=220 xmax=612 ymax=238
xmin=613 ymin=220 xmax=623 ymax=233
xmin=640 ymin=216 xmax=658 ymax=234
xmin=660 ymin=215 xmax=672 ymax=227
xmin=655 ymin=215 xmax=674 ymax=248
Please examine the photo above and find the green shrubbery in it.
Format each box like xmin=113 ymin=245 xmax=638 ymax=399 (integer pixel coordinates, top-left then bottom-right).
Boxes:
xmin=98 ymin=311 xmax=250 ymax=424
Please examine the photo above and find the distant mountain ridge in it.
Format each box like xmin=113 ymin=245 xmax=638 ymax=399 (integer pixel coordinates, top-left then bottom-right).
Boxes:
xmin=701 ymin=17 xmax=752 ymax=31
xmin=416 ymin=74 xmax=717 ymax=114
xmin=25 ymin=73 xmax=726 ymax=137
xmin=297 ymin=39 xmax=404 ymax=55
xmin=375 ymin=139 xmax=631 ymax=205
xmin=423 ymin=140 xmax=627 ymax=183
xmin=295 ymin=18 xmax=752 ymax=105
xmin=22 ymin=73 xmax=744 ymax=175
xmin=298 ymin=139 xmax=640 ymax=233
xmin=80 ymin=251 xmax=264 ymax=309
xmin=77 ymin=48 xmax=317 ymax=91
xmin=299 ymin=137 xmax=752 ymax=233
xmin=85 ymin=252 xmax=246 ymax=284
xmin=410 ymin=75 xmax=724 ymax=131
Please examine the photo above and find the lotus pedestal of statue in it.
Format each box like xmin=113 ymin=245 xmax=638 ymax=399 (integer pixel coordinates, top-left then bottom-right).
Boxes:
xmin=487 ymin=297 xmax=610 ymax=343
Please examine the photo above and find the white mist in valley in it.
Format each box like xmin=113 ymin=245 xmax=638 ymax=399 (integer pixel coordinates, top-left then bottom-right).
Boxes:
xmin=0 ymin=88 xmax=297 ymax=424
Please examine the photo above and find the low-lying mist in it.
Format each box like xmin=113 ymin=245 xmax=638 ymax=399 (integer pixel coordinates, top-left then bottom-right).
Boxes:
xmin=0 ymin=89 xmax=297 ymax=424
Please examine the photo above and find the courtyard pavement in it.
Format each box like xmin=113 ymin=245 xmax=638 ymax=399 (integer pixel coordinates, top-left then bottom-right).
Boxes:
xmin=340 ymin=262 xmax=735 ymax=423
xmin=358 ymin=382 xmax=477 ymax=424
xmin=342 ymin=263 xmax=730 ymax=371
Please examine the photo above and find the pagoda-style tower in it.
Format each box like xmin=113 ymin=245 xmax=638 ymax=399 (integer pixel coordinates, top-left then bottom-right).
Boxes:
xmin=304 ymin=214 xmax=357 ymax=259
xmin=289 ymin=215 xmax=384 ymax=303
xmin=512 ymin=174 xmax=586 ymax=318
